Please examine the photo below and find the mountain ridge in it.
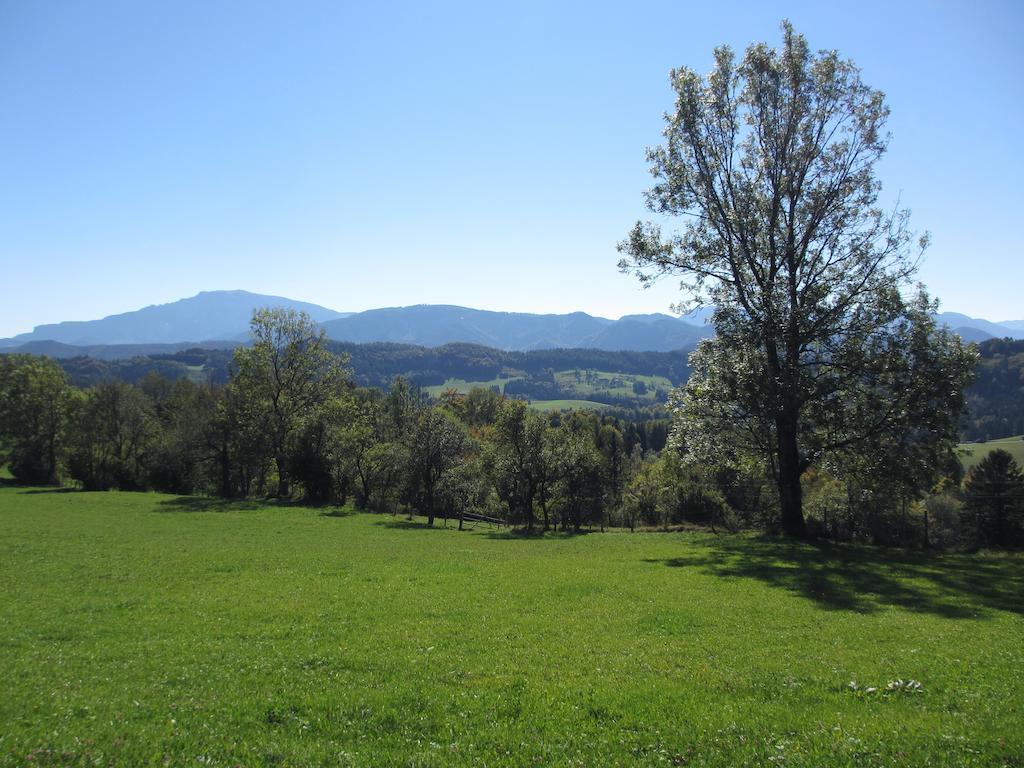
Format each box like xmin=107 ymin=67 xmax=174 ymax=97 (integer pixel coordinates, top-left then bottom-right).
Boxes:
xmin=0 ymin=291 xmax=716 ymax=353
xmin=1 ymin=291 xmax=1020 ymax=353
xmin=0 ymin=290 xmax=349 ymax=348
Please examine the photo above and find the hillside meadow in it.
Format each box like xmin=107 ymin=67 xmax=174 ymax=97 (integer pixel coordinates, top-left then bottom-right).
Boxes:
xmin=423 ymin=377 xmax=524 ymax=397
xmin=959 ymin=435 xmax=1024 ymax=473
xmin=1 ymin=484 xmax=1022 ymax=767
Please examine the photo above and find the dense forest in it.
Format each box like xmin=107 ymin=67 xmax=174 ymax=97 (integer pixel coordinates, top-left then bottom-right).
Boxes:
xmin=961 ymin=338 xmax=1024 ymax=441
xmin=26 ymin=337 xmax=1023 ymax=443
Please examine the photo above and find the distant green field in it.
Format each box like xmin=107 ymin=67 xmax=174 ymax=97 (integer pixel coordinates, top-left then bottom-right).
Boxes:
xmin=527 ymin=398 xmax=611 ymax=412
xmin=424 ymin=376 xmax=523 ymax=396
xmin=183 ymin=363 xmax=207 ymax=383
xmin=1 ymin=485 xmax=1022 ymax=766
xmin=958 ymin=435 xmax=1024 ymax=472
xmin=554 ymin=369 xmax=673 ymax=402
xmin=423 ymin=369 xmax=675 ymax=409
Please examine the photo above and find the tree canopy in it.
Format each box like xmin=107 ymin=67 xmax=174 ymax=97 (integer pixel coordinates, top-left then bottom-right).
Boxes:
xmin=963 ymin=449 xmax=1024 ymax=547
xmin=230 ymin=308 xmax=349 ymax=497
xmin=619 ymin=22 xmax=975 ymax=535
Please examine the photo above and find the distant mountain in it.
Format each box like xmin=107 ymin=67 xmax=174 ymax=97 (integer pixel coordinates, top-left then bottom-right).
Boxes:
xmin=319 ymin=305 xmax=607 ymax=349
xmin=949 ymin=327 xmax=996 ymax=344
xmin=679 ymin=307 xmax=716 ymax=325
xmin=0 ymin=290 xmax=349 ymax=347
xmin=585 ymin=313 xmax=711 ymax=352
xmin=3 ymin=290 xmax=1018 ymax=353
xmin=319 ymin=306 xmax=712 ymax=352
xmin=933 ymin=312 xmax=1024 ymax=341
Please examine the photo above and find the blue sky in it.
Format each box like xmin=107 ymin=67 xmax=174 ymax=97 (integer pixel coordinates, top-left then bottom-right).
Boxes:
xmin=1 ymin=0 xmax=1021 ymax=337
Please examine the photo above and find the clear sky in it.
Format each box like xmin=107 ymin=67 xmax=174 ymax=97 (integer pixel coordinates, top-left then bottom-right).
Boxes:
xmin=1 ymin=0 xmax=1021 ymax=337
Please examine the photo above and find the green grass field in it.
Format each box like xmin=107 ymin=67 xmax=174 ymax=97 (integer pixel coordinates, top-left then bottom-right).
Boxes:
xmin=1 ymin=486 xmax=1022 ymax=767
xmin=423 ymin=369 xmax=674 ymax=406
xmin=423 ymin=376 xmax=524 ymax=397
xmin=527 ymin=398 xmax=611 ymax=412
xmin=183 ymin=364 xmax=208 ymax=383
xmin=958 ymin=435 xmax=1024 ymax=472
xmin=553 ymin=369 xmax=674 ymax=403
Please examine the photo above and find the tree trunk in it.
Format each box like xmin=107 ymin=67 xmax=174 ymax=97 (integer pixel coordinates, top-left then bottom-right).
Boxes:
xmin=219 ymin=447 xmax=231 ymax=498
xmin=359 ymin=471 xmax=371 ymax=510
xmin=47 ymin=437 xmax=59 ymax=485
xmin=776 ymin=419 xmax=806 ymax=537
xmin=275 ymin=454 xmax=290 ymax=498
xmin=539 ymin=487 xmax=550 ymax=531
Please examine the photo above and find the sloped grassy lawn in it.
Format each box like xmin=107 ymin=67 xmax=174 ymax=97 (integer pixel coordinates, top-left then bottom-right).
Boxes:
xmin=959 ymin=435 xmax=1024 ymax=472
xmin=0 ymin=486 xmax=1021 ymax=767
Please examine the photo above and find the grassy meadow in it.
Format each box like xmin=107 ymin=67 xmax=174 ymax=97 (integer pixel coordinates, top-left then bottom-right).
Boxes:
xmin=421 ymin=380 xmax=615 ymax=412
xmin=552 ymin=369 xmax=673 ymax=402
xmin=422 ymin=369 xmax=675 ymax=410
xmin=1 ymin=485 xmax=1022 ymax=767
xmin=423 ymin=377 xmax=524 ymax=397
xmin=958 ymin=435 xmax=1024 ymax=473
xmin=526 ymin=398 xmax=611 ymax=412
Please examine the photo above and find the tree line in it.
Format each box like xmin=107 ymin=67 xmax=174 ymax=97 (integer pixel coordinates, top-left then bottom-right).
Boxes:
xmin=0 ymin=310 xmax=671 ymax=531
xmin=21 ymin=335 xmax=1023 ymax=443
xmin=2 ymin=308 xmax=1020 ymax=547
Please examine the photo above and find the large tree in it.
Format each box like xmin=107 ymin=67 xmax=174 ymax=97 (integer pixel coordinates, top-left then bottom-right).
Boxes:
xmin=963 ymin=449 xmax=1024 ymax=547
xmin=230 ymin=308 xmax=348 ymax=498
xmin=67 ymin=381 xmax=155 ymax=491
xmin=488 ymin=399 xmax=548 ymax=530
xmin=619 ymin=22 xmax=974 ymax=535
xmin=0 ymin=355 xmax=73 ymax=484
xmin=404 ymin=407 xmax=472 ymax=526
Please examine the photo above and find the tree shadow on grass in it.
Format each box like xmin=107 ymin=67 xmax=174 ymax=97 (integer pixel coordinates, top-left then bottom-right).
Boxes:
xmin=645 ymin=536 xmax=1024 ymax=619
xmin=371 ymin=516 xmax=450 ymax=531
xmin=0 ymin=476 xmax=80 ymax=493
xmin=156 ymin=496 xmax=265 ymax=513
xmin=370 ymin=516 xmax=590 ymax=538
xmin=320 ymin=507 xmax=358 ymax=518
xmin=157 ymin=495 xmax=352 ymax=514
xmin=481 ymin=527 xmax=593 ymax=541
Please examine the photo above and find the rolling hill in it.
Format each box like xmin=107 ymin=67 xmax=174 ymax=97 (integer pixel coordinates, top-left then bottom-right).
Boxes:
xmin=1 ymin=296 xmax=714 ymax=352
xmin=933 ymin=311 xmax=1024 ymax=342
xmin=318 ymin=306 xmax=712 ymax=351
xmin=0 ymin=290 xmax=349 ymax=347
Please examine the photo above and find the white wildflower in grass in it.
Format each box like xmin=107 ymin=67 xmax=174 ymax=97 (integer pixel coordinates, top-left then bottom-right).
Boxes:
xmin=885 ymin=679 xmax=924 ymax=693
xmin=847 ymin=678 xmax=924 ymax=697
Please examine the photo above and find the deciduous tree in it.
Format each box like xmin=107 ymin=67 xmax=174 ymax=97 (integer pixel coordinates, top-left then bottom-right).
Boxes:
xmin=0 ymin=355 xmax=73 ymax=484
xmin=230 ymin=308 xmax=348 ymax=497
xmin=404 ymin=407 xmax=473 ymax=525
xmin=67 ymin=381 xmax=155 ymax=490
xmin=619 ymin=22 xmax=974 ymax=535
xmin=488 ymin=399 xmax=548 ymax=529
